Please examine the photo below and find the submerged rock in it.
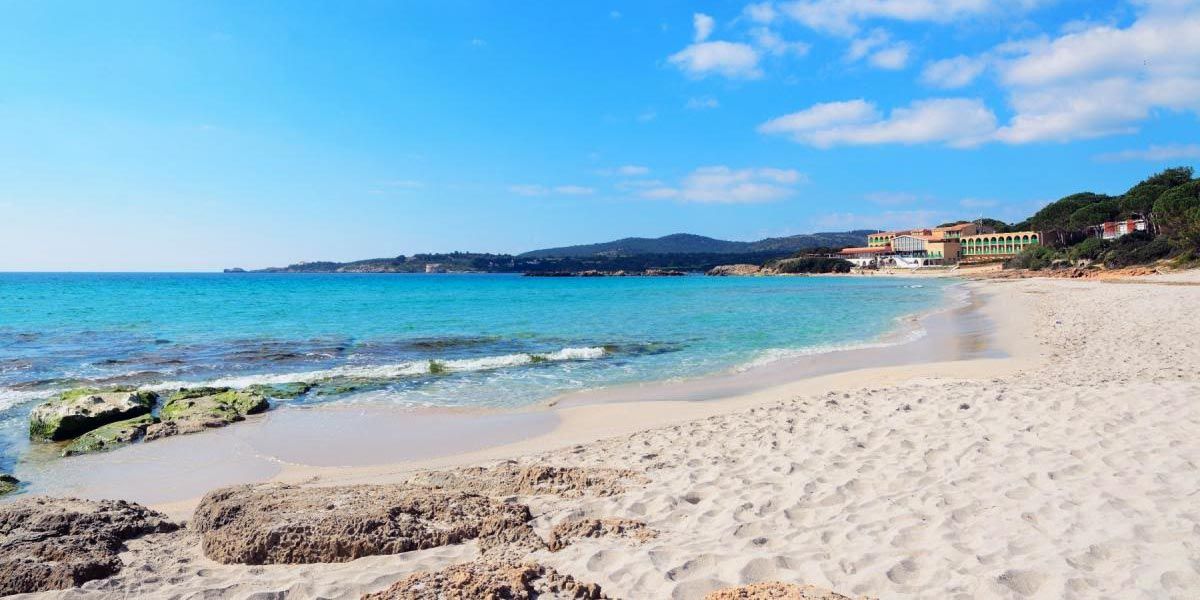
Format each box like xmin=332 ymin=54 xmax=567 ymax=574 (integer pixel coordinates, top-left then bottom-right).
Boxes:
xmin=191 ymin=483 xmax=534 ymax=565
xmin=61 ymin=414 xmax=156 ymax=457
xmin=362 ymin=561 xmax=607 ymax=600
xmin=28 ymin=388 xmax=157 ymax=441
xmin=142 ymin=387 xmax=268 ymax=441
xmin=547 ymin=518 xmax=656 ymax=552
xmin=707 ymin=264 xmax=763 ymax=276
xmin=243 ymin=382 xmax=313 ymax=399
xmin=0 ymin=474 xmax=18 ymax=496
xmin=704 ymin=583 xmax=875 ymax=600
xmin=0 ymin=496 xmax=177 ymax=595
xmin=405 ymin=462 xmax=641 ymax=498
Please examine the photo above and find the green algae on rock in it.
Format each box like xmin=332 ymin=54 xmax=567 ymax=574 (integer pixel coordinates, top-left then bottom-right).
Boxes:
xmin=61 ymin=414 xmax=157 ymax=457
xmin=0 ymin=474 xmax=18 ymax=496
xmin=142 ymin=387 xmax=269 ymax=441
xmin=242 ymin=382 xmax=313 ymax=399
xmin=28 ymin=387 xmax=158 ymax=441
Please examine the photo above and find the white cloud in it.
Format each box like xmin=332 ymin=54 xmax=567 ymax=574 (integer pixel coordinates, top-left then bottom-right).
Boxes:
xmin=759 ymin=98 xmax=997 ymax=147
xmin=744 ymin=2 xmax=778 ymax=23
xmin=669 ymin=40 xmax=762 ymax=78
xmin=991 ymin=8 xmax=1200 ymax=142
xmin=639 ymin=166 xmax=806 ymax=204
xmin=750 ymin=27 xmax=812 ymax=56
xmin=921 ymin=55 xmax=987 ymax=88
xmin=637 ymin=109 xmax=658 ymax=122
xmin=778 ymin=0 xmax=1048 ymax=36
xmin=1095 ymin=144 xmax=1200 ymax=162
xmin=846 ymin=29 xmax=911 ymax=70
xmin=686 ymin=96 xmax=721 ymax=110
xmin=869 ymin=42 xmax=911 ymax=69
xmin=598 ymin=165 xmax=651 ymax=176
xmin=610 ymin=10 xmax=622 ymax=19
xmin=670 ymin=12 xmax=763 ymax=79
xmin=694 ymin=13 xmax=716 ymax=42
xmin=509 ymin=184 xmax=595 ymax=196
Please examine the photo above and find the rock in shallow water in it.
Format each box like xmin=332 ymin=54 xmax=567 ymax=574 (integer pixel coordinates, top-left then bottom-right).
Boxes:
xmin=0 ymin=496 xmax=177 ymax=595
xmin=28 ymin=387 xmax=157 ymax=441
xmin=191 ymin=483 xmax=535 ymax=565
xmin=142 ymin=387 xmax=269 ymax=441
xmin=0 ymin=474 xmax=18 ymax=496
xmin=361 ymin=561 xmax=607 ymax=600
xmin=61 ymin=413 xmax=157 ymax=456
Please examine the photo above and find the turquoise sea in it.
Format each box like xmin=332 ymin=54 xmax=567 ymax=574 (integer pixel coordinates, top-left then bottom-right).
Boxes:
xmin=0 ymin=273 xmax=951 ymax=471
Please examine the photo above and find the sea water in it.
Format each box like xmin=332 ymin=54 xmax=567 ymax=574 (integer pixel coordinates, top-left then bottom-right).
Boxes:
xmin=0 ymin=272 xmax=950 ymax=471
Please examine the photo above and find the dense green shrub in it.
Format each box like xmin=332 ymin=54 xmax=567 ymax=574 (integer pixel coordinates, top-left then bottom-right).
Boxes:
xmin=770 ymin=257 xmax=853 ymax=274
xmin=1152 ymin=180 xmax=1200 ymax=246
xmin=1068 ymin=237 xmax=1109 ymax=261
xmin=1005 ymin=245 xmax=1060 ymax=271
xmin=1100 ymin=231 xmax=1172 ymax=268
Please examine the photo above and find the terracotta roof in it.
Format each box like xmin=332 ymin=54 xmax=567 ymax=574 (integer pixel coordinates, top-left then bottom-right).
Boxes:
xmin=840 ymin=246 xmax=887 ymax=254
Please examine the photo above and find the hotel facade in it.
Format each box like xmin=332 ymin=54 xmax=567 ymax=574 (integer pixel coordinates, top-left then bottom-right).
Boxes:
xmin=841 ymin=222 xmax=1044 ymax=267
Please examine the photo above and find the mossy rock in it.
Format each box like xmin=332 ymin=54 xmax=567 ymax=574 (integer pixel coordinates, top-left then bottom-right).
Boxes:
xmin=161 ymin=387 xmax=269 ymax=422
xmin=139 ymin=387 xmax=270 ymax=443
xmin=29 ymin=387 xmax=158 ymax=441
xmin=310 ymin=377 xmax=393 ymax=396
xmin=61 ymin=414 xmax=157 ymax=457
xmin=0 ymin=474 xmax=18 ymax=496
xmin=243 ymin=382 xmax=313 ymax=400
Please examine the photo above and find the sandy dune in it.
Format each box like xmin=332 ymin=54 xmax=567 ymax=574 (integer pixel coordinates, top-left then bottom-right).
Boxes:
xmin=18 ymin=273 xmax=1200 ymax=599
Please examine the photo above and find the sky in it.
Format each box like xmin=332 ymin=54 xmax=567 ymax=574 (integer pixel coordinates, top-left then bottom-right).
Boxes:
xmin=2 ymin=0 xmax=1199 ymax=271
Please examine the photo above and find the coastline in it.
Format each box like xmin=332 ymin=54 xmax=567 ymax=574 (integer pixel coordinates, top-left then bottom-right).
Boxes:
xmin=12 ymin=277 xmax=994 ymax=514
xmin=14 ymin=271 xmax=1200 ymax=599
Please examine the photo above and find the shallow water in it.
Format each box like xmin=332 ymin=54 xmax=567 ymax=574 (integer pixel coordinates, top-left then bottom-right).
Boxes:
xmin=0 ymin=272 xmax=950 ymax=473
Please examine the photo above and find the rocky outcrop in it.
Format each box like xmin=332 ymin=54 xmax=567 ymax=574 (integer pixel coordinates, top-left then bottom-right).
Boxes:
xmin=0 ymin=474 xmax=17 ymax=496
xmin=405 ymin=463 xmax=640 ymax=498
xmin=0 ymin=497 xmax=177 ymax=595
xmin=191 ymin=483 xmax=534 ymax=565
xmin=707 ymin=264 xmax=762 ymax=276
xmin=361 ymin=561 xmax=607 ymax=600
xmin=28 ymin=388 xmax=157 ymax=441
xmin=61 ymin=414 xmax=156 ymax=456
xmin=704 ymin=583 xmax=876 ymax=600
xmin=142 ymin=387 xmax=269 ymax=441
xmin=547 ymin=518 xmax=656 ymax=552
xmin=243 ymin=382 xmax=313 ymax=399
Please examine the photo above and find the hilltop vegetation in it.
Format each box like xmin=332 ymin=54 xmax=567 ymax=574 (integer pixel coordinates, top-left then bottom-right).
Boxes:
xmin=518 ymin=231 xmax=872 ymax=258
xmin=984 ymin=167 xmax=1200 ymax=270
xmin=232 ymin=231 xmax=871 ymax=274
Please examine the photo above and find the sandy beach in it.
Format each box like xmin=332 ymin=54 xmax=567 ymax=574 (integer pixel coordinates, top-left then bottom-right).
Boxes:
xmin=11 ymin=271 xmax=1200 ymax=599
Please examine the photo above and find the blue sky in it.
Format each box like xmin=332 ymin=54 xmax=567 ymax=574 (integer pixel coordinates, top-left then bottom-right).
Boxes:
xmin=2 ymin=0 xmax=1199 ymax=270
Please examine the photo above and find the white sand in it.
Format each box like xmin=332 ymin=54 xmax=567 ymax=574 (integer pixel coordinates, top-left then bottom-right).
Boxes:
xmin=22 ymin=273 xmax=1200 ymax=599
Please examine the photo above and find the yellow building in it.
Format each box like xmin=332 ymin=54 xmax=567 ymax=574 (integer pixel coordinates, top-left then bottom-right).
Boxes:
xmin=960 ymin=231 xmax=1042 ymax=261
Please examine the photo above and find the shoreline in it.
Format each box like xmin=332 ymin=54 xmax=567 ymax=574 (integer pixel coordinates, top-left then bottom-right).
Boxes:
xmin=11 ymin=277 xmax=999 ymax=517
xmin=13 ymin=272 xmax=1199 ymax=598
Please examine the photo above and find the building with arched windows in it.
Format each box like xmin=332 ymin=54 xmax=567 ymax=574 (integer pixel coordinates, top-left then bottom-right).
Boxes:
xmin=959 ymin=231 xmax=1042 ymax=262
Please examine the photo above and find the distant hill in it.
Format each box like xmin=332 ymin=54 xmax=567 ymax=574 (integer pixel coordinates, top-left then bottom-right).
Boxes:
xmin=519 ymin=231 xmax=871 ymax=258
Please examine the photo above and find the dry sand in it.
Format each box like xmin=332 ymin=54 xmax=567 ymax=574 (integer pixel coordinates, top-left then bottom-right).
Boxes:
xmin=18 ymin=272 xmax=1200 ymax=599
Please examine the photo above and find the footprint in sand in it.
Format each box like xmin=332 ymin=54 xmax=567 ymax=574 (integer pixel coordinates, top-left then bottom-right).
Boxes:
xmin=997 ymin=569 xmax=1047 ymax=596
